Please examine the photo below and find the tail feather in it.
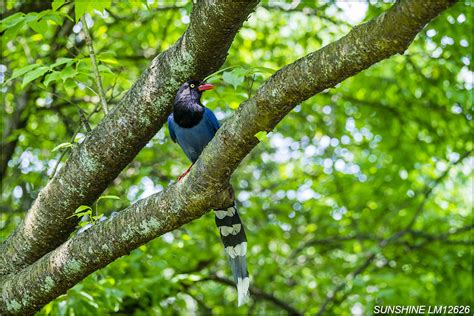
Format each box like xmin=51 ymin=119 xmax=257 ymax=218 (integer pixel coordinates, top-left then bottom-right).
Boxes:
xmin=215 ymin=202 xmax=249 ymax=306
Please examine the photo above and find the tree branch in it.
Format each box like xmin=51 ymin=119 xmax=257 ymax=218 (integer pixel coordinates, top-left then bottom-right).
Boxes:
xmin=0 ymin=1 xmax=259 ymax=276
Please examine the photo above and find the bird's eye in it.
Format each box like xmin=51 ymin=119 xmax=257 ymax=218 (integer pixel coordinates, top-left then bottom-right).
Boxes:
xmin=190 ymin=83 xmax=195 ymax=89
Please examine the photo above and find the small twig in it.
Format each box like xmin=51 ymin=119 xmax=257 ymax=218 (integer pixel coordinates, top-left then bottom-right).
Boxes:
xmin=78 ymin=109 xmax=91 ymax=132
xmin=75 ymin=80 xmax=100 ymax=97
xmin=81 ymin=16 xmax=109 ymax=114
xmin=247 ymin=74 xmax=256 ymax=98
xmin=106 ymin=68 xmax=122 ymax=103
xmin=49 ymin=124 xmax=81 ymax=179
xmin=49 ymin=99 xmax=104 ymax=179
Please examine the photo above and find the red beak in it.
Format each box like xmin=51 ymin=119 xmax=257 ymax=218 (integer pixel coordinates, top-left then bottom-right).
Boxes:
xmin=198 ymin=83 xmax=214 ymax=91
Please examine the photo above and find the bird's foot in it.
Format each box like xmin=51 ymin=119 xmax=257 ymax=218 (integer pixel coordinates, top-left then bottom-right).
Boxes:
xmin=177 ymin=164 xmax=193 ymax=181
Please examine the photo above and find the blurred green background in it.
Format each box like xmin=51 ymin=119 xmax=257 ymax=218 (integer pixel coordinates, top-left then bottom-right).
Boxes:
xmin=1 ymin=1 xmax=472 ymax=314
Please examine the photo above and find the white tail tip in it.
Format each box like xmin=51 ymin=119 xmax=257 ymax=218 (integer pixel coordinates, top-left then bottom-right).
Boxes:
xmin=237 ymin=277 xmax=250 ymax=306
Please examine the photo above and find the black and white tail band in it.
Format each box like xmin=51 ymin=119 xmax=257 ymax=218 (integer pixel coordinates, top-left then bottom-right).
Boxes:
xmin=214 ymin=203 xmax=249 ymax=306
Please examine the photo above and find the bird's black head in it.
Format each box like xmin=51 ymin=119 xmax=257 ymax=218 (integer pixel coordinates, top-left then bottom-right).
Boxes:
xmin=172 ymin=80 xmax=215 ymax=128
xmin=174 ymin=80 xmax=214 ymax=105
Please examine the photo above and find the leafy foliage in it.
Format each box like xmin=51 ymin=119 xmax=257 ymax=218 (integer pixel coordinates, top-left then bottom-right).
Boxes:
xmin=1 ymin=1 xmax=472 ymax=315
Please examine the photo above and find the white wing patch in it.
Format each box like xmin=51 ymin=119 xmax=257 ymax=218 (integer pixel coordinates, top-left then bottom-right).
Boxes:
xmin=226 ymin=206 xmax=236 ymax=217
xmin=225 ymin=242 xmax=247 ymax=258
xmin=214 ymin=206 xmax=236 ymax=219
xmin=219 ymin=224 xmax=242 ymax=236
xmin=215 ymin=210 xmax=227 ymax=219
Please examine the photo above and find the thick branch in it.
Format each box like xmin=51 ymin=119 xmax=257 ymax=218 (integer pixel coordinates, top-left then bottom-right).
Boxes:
xmin=0 ymin=0 xmax=456 ymax=313
xmin=0 ymin=1 xmax=259 ymax=276
xmin=0 ymin=176 xmax=235 ymax=313
xmin=190 ymin=0 xmax=456 ymax=189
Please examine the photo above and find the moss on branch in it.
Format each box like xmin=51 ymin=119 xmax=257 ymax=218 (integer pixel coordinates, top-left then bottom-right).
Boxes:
xmin=0 ymin=1 xmax=258 ymax=277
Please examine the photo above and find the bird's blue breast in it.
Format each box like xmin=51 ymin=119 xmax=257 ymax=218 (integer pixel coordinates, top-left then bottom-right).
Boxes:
xmin=168 ymin=108 xmax=220 ymax=163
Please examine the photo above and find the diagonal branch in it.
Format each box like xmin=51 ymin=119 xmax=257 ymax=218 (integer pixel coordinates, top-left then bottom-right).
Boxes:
xmin=0 ymin=0 xmax=456 ymax=313
xmin=0 ymin=1 xmax=259 ymax=276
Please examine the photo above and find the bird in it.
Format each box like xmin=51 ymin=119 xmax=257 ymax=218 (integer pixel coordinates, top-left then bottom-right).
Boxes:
xmin=168 ymin=80 xmax=250 ymax=306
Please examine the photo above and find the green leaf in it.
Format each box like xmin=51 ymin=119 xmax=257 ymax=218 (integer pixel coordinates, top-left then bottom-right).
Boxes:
xmin=60 ymin=65 xmax=79 ymax=82
xmin=74 ymin=211 xmax=91 ymax=218
xmin=29 ymin=19 xmax=48 ymax=34
xmin=9 ymin=64 xmax=40 ymax=82
xmin=0 ymin=12 xmax=25 ymax=32
xmin=75 ymin=1 xmax=91 ymax=22
xmin=2 ymin=19 xmax=26 ymax=41
xmin=66 ymin=205 xmax=92 ymax=219
xmin=75 ymin=0 xmax=111 ymax=22
xmin=44 ymin=71 xmax=62 ymax=87
xmin=91 ymin=0 xmax=112 ymax=13
xmin=233 ymin=67 xmax=248 ymax=77
xmin=98 ymin=54 xmax=119 ymax=65
xmin=44 ymin=12 xmax=64 ymax=26
xmin=203 ymin=65 xmax=239 ymax=82
xmin=98 ymin=64 xmax=113 ymax=73
xmin=75 ymin=205 xmax=92 ymax=214
xmin=4 ymin=131 xmax=20 ymax=143
xmin=223 ymin=69 xmax=245 ymax=90
xmin=50 ymin=57 xmax=75 ymax=69
xmin=23 ymin=12 xmax=39 ymax=24
xmin=22 ymin=66 xmax=49 ymax=88
xmin=255 ymin=131 xmax=268 ymax=142
xmin=92 ymin=214 xmax=104 ymax=221
xmin=52 ymin=0 xmax=65 ymax=11
xmin=52 ymin=142 xmax=73 ymax=152
xmin=63 ymin=78 xmax=76 ymax=95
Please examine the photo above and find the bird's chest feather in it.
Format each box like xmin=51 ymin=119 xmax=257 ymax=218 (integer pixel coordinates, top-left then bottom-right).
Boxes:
xmin=173 ymin=118 xmax=216 ymax=162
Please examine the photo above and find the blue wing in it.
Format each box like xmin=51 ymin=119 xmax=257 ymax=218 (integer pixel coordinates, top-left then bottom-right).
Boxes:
xmin=204 ymin=107 xmax=220 ymax=133
xmin=167 ymin=114 xmax=177 ymax=143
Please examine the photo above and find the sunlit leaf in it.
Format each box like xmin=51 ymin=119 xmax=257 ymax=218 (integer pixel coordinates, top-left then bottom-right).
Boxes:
xmin=22 ymin=66 xmax=49 ymax=87
xmin=255 ymin=131 xmax=268 ymax=142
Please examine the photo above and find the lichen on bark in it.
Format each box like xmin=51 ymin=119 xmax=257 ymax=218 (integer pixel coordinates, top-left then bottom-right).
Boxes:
xmin=0 ymin=0 xmax=259 ymax=277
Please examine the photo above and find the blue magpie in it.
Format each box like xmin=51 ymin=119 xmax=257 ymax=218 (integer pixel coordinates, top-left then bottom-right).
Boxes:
xmin=168 ymin=80 xmax=250 ymax=305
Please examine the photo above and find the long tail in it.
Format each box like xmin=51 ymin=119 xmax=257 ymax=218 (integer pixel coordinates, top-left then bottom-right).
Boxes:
xmin=214 ymin=202 xmax=249 ymax=306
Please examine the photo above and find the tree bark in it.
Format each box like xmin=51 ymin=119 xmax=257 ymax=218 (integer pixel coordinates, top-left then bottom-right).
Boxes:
xmin=0 ymin=0 xmax=456 ymax=313
xmin=0 ymin=1 xmax=259 ymax=276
